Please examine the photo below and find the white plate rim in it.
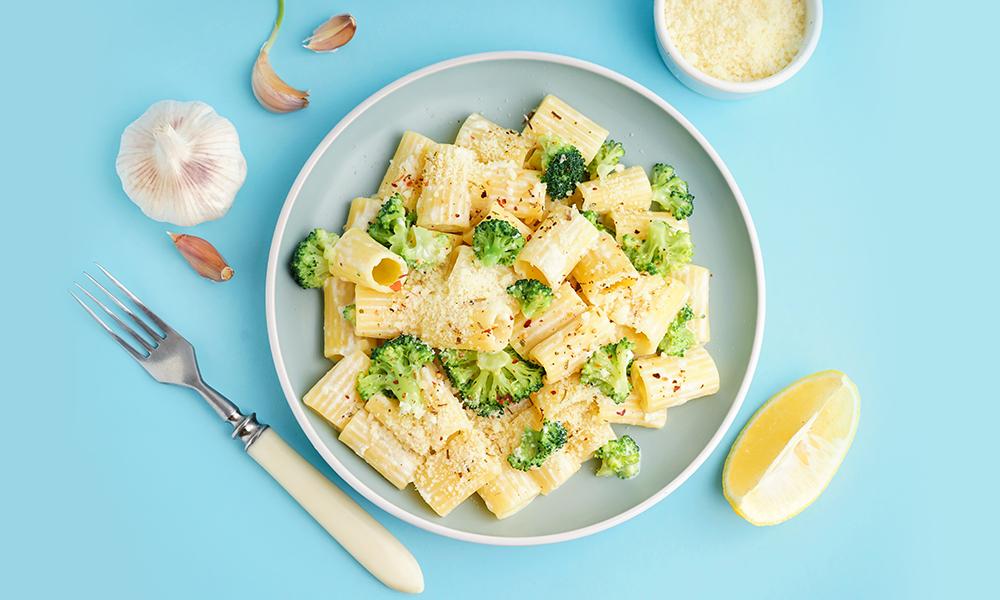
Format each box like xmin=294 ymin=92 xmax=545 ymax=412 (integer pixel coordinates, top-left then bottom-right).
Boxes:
xmin=264 ymin=50 xmax=766 ymax=546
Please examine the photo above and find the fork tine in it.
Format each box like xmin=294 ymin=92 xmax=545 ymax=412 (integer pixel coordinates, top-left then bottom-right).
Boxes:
xmin=71 ymin=292 xmax=147 ymax=362
xmin=95 ymin=263 xmax=172 ymax=333
xmin=84 ymin=272 xmax=163 ymax=340
xmin=74 ymin=284 xmax=155 ymax=353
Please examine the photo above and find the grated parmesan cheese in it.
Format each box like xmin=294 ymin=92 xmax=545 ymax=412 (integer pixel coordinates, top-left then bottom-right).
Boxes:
xmin=389 ymin=250 xmax=518 ymax=352
xmin=664 ymin=0 xmax=806 ymax=82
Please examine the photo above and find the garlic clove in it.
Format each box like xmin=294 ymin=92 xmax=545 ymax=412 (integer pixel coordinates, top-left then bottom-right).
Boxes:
xmin=252 ymin=48 xmax=309 ymax=113
xmin=168 ymin=232 xmax=234 ymax=282
xmin=116 ymin=100 xmax=247 ymax=227
xmin=303 ymin=14 xmax=357 ymax=53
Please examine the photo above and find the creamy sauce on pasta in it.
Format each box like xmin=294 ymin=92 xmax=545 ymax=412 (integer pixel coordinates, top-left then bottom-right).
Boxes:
xmin=392 ymin=252 xmax=518 ymax=352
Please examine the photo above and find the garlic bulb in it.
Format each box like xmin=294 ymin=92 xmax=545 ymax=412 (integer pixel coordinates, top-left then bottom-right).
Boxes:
xmin=116 ymin=100 xmax=247 ymax=226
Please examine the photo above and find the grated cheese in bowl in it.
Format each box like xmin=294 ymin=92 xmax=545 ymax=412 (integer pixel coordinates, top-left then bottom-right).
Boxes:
xmin=664 ymin=0 xmax=807 ymax=82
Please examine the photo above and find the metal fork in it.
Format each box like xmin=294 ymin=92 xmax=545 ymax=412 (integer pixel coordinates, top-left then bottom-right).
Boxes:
xmin=73 ymin=265 xmax=423 ymax=594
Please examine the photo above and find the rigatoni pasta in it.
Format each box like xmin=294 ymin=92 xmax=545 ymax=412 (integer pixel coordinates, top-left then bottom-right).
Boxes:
xmin=377 ymin=131 xmax=438 ymax=208
xmin=596 ymin=391 xmax=668 ymax=429
xmin=339 ymin=409 xmax=424 ymax=489
xmin=524 ymin=94 xmax=609 ymax=163
xmin=672 ymin=264 xmax=711 ymax=344
xmin=611 ymin=209 xmax=690 ymax=241
xmin=579 ymin=166 xmax=654 ymax=213
xmin=631 ymin=346 xmax=720 ymax=412
xmin=344 ymin=196 xmax=385 ymax=231
xmin=330 ymin=228 xmax=408 ymax=293
xmin=323 ymin=277 xmax=370 ymax=360
xmin=514 ymin=204 xmax=600 ymax=287
xmin=530 ymin=307 xmax=617 ymax=382
xmin=463 ymin=200 xmax=533 ymax=245
xmin=455 ymin=113 xmax=532 ymax=165
xmin=476 ymin=164 xmax=547 ymax=224
xmin=585 ymin=275 xmax=690 ymax=352
xmin=572 ymin=231 xmax=640 ymax=300
xmin=475 ymin=408 xmax=543 ymax=519
xmin=414 ymin=429 xmax=501 ymax=516
xmin=303 ymin=350 xmax=370 ymax=430
xmin=416 ymin=144 xmax=476 ymax=232
xmin=290 ymin=94 xmax=719 ymax=520
xmin=510 ymin=281 xmax=587 ymax=357
xmin=353 ymin=285 xmax=402 ymax=339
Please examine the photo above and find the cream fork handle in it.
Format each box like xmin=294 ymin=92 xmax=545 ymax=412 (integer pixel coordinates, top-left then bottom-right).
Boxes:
xmin=247 ymin=428 xmax=424 ymax=594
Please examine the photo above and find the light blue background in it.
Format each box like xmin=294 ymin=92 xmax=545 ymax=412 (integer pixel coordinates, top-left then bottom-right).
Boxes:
xmin=3 ymin=0 xmax=995 ymax=598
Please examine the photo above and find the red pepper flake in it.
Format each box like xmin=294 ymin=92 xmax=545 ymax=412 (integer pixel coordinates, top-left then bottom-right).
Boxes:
xmin=652 ymin=373 xmax=661 ymax=379
xmin=390 ymin=279 xmax=403 ymax=292
xmin=616 ymin=409 xmax=626 ymax=416
xmin=481 ymin=190 xmax=488 ymax=198
xmin=673 ymin=385 xmax=682 ymax=392
xmin=523 ymin=318 xmax=532 ymax=328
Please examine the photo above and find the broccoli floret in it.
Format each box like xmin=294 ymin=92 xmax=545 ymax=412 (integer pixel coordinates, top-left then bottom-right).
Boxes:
xmin=506 ymin=279 xmax=553 ymax=318
xmin=539 ymin=136 xmax=587 ymax=199
xmin=621 ymin=220 xmax=693 ymax=276
xmin=472 ymin=219 xmax=525 ymax=266
xmin=400 ymin=225 xmax=451 ymax=270
xmin=650 ymin=163 xmax=694 ymax=220
xmin=369 ymin=194 xmax=449 ymax=270
xmin=588 ymin=139 xmax=625 ymax=180
xmin=595 ymin=435 xmax=641 ymax=480
xmin=658 ymin=304 xmax=696 ymax=357
xmin=289 ymin=228 xmax=340 ymax=289
xmin=342 ymin=304 xmax=356 ymax=326
xmin=438 ymin=347 xmax=545 ymax=417
xmin=356 ymin=334 xmax=434 ymax=417
xmin=507 ymin=420 xmax=568 ymax=471
xmin=367 ymin=194 xmax=410 ymax=250
xmin=581 ymin=210 xmax=615 ymax=236
xmin=580 ymin=337 xmax=635 ymax=403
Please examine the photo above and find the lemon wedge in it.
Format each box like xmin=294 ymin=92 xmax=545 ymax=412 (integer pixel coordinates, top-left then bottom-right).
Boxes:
xmin=723 ymin=370 xmax=860 ymax=526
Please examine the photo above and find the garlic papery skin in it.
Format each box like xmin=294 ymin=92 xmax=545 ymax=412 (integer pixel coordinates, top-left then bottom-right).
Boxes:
xmin=116 ymin=100 xmax=247 ymax=227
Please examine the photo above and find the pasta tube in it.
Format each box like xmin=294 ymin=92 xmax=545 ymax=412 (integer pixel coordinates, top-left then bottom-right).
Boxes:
xmin=579 ymin=166 xmax=653 ymax=213
xmin=302 ymin=350 xmax=370 ymax=430
xmin=329 ymin=228 xmax=408 ymax=293
xmin=524 ymin=95 xmax=609 ymax=163
xmin=377 ymin=131 xmax=438 ymax=209
xmin=323 ymin=277 xmax=371 ymax=360
xmin=416 ymin=144 xmax=476 ymax=233
xmin=631 ymin=346 xmax=720 ymax=412
xmin=455 ymin=113 xmax=532 ymax=164
xmin=514 ymin=205 xmax=600 ymax=288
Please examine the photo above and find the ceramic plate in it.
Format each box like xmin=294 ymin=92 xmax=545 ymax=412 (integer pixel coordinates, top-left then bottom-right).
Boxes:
xmin=265 ymin=52 xmax=764 ymax=545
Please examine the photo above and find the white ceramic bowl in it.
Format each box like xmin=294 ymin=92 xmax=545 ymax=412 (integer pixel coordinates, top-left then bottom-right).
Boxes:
xmin=654 ymin=0 xmax=823 ymax=99
xmin=266 ymin=52 xmax=765 ymax=545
